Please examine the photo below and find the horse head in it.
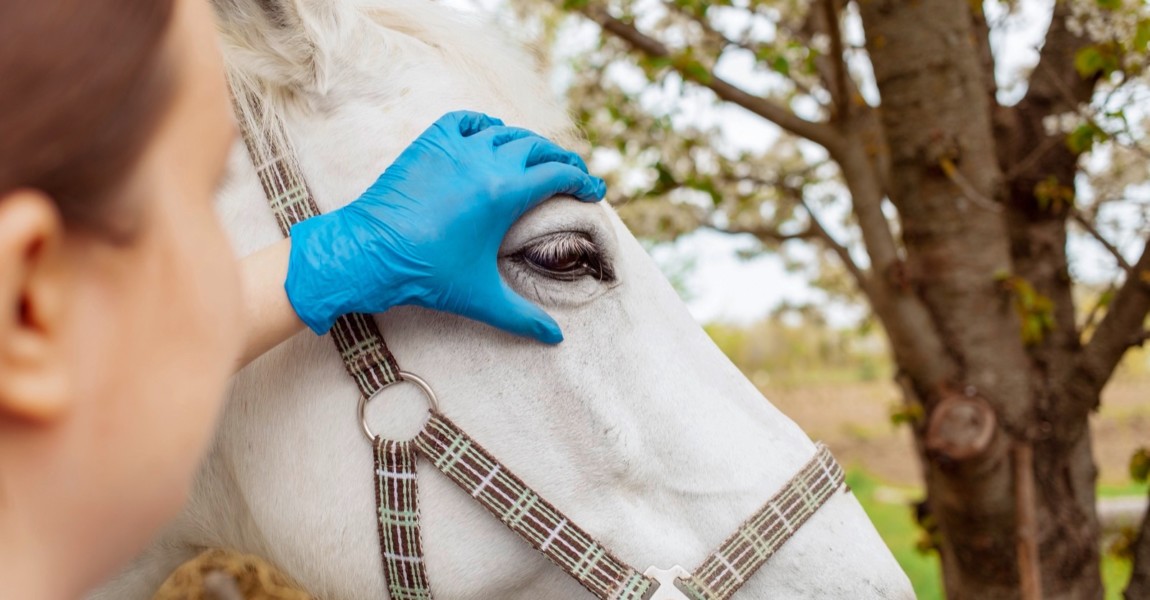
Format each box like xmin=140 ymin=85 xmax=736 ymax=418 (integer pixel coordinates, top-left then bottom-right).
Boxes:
xmin=97 ymin=1 xmax=913 ymax=598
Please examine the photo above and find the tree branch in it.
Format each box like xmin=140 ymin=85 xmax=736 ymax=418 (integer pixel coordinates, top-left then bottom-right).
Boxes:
xmin=579 ymin=5 xmax=843 ymax=151
xmin=796 ymin=195 xmax=871 ymax=295
xmin=660 ymin=1 xmax=827 ymax=104
xmin=1002 ymin=134 xmax=1063 ymax=182
xmin=713 ymin=169 xmax=873 ymax=299
xmin=1080 ymin=282 xmax=1119 ymax=334
xmin=1082 ymin=236 xmax=1150 ymax=365
xmin=1062 ymin=237 xmax=1150 ymax=434
xmin=705 ymin=222 xmax=817 ymax=244
xmin=1013 ymin=4 xmax=1096 ymax=128
xmin=821 ymin=0 xmax=851 ymax=124
xmin=939 ymin=157 xmax=1004 ymax=213
xmin=1001 ymin=4 xmax=1097 ymax=205
xmin=1072 ymin=207 xmax=1134 ymax=274
xmin=749 ymin=170 xmax=872 ymax=295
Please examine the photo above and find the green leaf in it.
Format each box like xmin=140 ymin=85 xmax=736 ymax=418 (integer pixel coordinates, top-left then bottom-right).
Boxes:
xmin=772 ymin=56 xmax=790 ymax=77
xmin=802 ymin=47 xmax=820 ymax=76
xmin=648 ymin=161 xmax=677 ymax=196
xmin=1002 ymin=275 xmax=1056 ymax=345
xmin=1098 ymin=289 xmax=1115 ymax=309
xmin=683 ymin=61 xmax=712 ymax=83
xmin=671 ymin=50 xmax=713 ymax=85
xmin=1096 ymin=0 xmax=1121 ymax=10
xmin=1033 ymin=176 xmax=1076 ymax=211
xmin=1030 ymin=314 xmax=1048 ymax=342
xmin=1108 ymin=527 xmax=1139 ymax=560
xmin=1075 ymin=46 xmax=1106 ymax=78
xmin=1066 ymin=123 xmax=1101 ymax=154
xmin=1136 ymin=19 xmax=1150 ymax=51
xmin=638 ymin=55 xmax=674 ymax=80
xmin=914 ymin=528 xmax=939 ymax=555
xmin=1131 ymin=448 xmax=1150 ymax=483
xmin=889 ymin=402 xmax=924 ymax=427
xmin=1074 ymin=44 xmax=1121 ymax=79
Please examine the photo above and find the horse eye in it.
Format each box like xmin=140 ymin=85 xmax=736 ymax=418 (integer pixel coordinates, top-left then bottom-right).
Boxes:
xmin=514 ymin=232 xmax=614 ymax=282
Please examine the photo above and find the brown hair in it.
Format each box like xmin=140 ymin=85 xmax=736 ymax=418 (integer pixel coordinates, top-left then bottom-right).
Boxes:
xmin=0 ymin=0 xmax=177 ymax=233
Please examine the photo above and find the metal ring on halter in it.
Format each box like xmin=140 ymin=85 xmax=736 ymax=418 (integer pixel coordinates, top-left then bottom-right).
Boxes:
xmin=358 ymin=371 xmax=440 ymax=441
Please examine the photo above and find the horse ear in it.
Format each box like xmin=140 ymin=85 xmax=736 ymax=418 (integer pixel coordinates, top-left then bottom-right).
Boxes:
xmin=210 ymin=0 xmax=353 ymax=93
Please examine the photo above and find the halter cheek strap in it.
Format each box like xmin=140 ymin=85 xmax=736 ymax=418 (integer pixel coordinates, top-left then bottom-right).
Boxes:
xmin=230 ymin=76 xmax=846 ymax=600
xmin=228 ymin=81 xmax=403 ymax=396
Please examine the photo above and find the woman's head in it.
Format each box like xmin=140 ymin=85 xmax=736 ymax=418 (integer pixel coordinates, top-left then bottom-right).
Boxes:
xmin=0 ymin=1 xmax=174 ymax=234
xmin=0 ymin=0 xmax=243 ymax=594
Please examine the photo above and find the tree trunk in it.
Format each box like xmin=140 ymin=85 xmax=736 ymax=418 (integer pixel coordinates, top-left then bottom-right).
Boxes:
xmin=855 ymin=0 xmax=1104 ymax=597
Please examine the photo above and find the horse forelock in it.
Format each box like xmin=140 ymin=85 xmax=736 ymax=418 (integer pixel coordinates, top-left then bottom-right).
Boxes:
xmin=217 ymin=0 xmax=580 ymax=150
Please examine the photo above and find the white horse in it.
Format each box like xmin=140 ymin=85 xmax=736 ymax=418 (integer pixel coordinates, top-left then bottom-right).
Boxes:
xmin=98 ymin=1 xmax=913 ymax=598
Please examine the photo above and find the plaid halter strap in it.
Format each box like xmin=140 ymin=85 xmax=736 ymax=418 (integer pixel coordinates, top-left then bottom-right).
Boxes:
xmin=230 ymin=79 xmax=846 ymax=600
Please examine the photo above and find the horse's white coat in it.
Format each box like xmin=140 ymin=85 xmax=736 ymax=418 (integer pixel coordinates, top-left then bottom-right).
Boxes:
xmin=96 ymin=1 xmax=914 ymax=598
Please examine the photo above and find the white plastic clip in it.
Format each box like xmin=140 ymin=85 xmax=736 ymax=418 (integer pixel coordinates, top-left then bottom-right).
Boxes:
xmin=643 ymin=565 xmax=692 ymax=600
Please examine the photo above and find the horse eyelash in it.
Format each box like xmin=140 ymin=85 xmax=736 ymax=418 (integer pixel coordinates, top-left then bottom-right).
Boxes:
xmin=514 ymin=232 xmax=616 ymax=283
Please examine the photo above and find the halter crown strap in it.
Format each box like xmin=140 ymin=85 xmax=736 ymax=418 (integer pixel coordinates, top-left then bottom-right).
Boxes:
xmin=228 ymin=76 xmax=432 ymax=597
xmin=228 ymin=78 xmax=402 ymax=398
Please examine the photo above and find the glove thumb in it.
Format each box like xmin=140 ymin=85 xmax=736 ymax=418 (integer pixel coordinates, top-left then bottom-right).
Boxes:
xmin=469 ymin=280 xmax=563 ymax=344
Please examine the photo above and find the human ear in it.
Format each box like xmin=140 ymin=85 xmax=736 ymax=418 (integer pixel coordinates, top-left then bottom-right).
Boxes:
xmin=0 ymin=189 xmax=70 ymax=423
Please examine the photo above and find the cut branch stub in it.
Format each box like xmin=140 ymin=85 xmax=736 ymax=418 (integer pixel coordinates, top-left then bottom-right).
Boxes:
xmin=926 ymin=392 xmax=998 ymax=462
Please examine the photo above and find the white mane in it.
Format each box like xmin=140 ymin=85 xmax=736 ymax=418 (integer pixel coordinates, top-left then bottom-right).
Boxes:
xmin=219 ymin=0 xmax=579 ymax=154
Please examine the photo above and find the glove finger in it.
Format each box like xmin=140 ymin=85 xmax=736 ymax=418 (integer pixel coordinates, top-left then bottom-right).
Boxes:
xmin=499 ymin=136 xmax=590 ymax=173
xmin=522 ymin=162 xmax=607 ymax=206
xmin=467 ymin=279 xmax=563 ymax=344
xmin=439 ymin=110 xmax=505 ymax=137
xmin=476 ymin=125 xmax=538 ymax=148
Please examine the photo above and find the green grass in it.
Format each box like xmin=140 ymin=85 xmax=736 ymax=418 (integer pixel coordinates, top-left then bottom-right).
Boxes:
xmin=1104 ymin=557 xmax=1133 ymax=600
xmin=1099 ymin=480 xmax=1149 ymax=498
xmin=847 ymin=469 xmax=1140 ymax=599
xmin=847 ymin=469 xmax=944 ymax=599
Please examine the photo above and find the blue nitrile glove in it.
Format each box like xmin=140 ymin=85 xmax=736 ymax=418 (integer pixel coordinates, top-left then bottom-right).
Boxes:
xmin=284 ymin=111 xmax=606 ymax=344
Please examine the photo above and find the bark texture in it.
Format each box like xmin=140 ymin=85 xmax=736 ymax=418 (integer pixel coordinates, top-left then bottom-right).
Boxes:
xmin=857 ymin=0 xmax=1035 ymax=596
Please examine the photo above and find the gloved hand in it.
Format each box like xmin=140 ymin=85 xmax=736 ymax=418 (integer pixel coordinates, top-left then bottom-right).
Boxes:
xmin=284 ymin=110 xmax=606 ymax=344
